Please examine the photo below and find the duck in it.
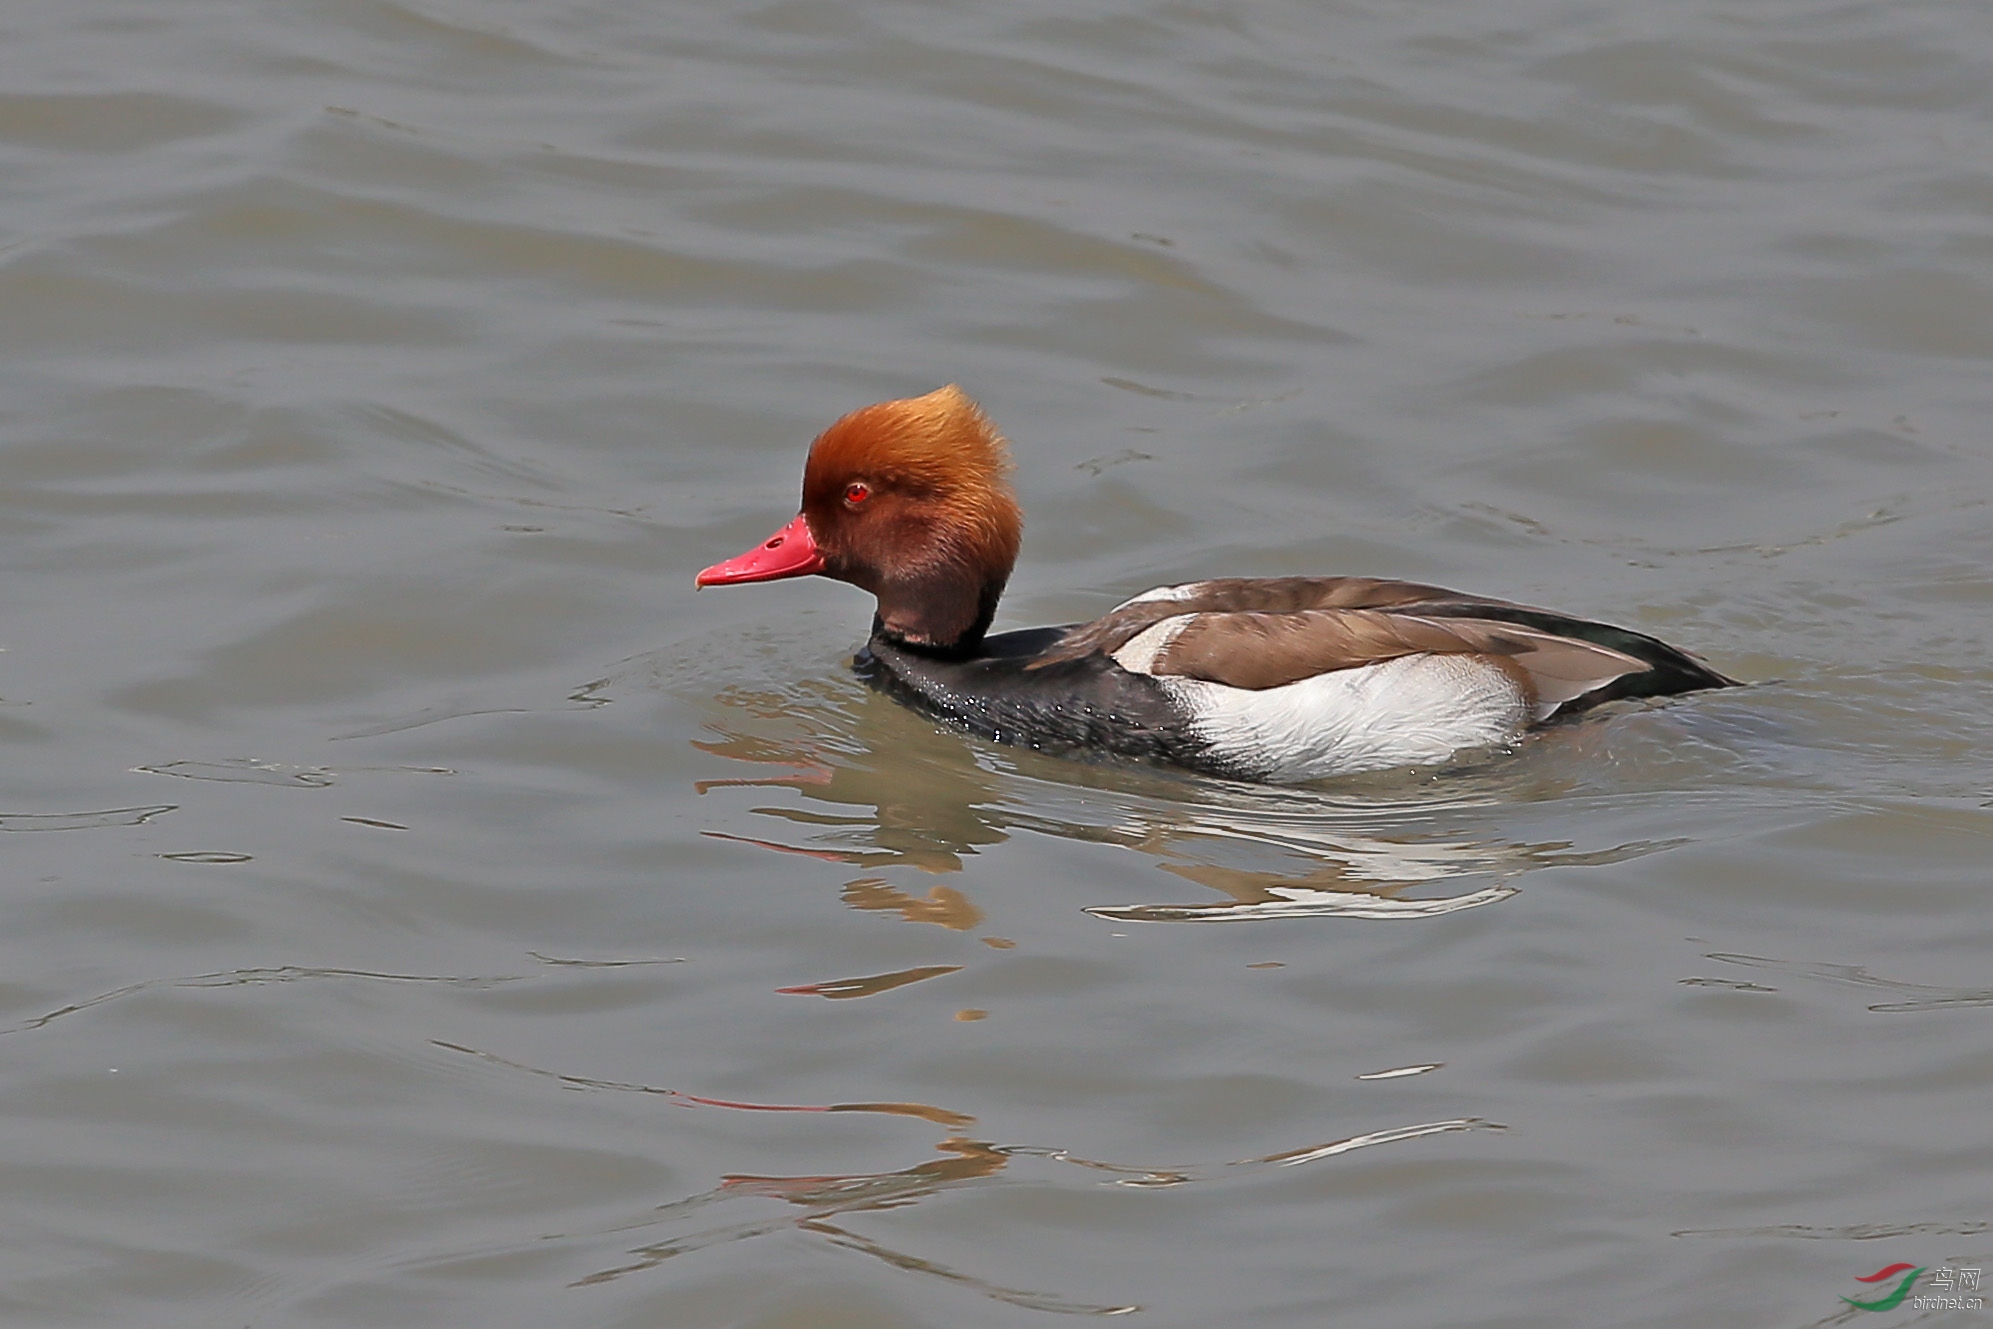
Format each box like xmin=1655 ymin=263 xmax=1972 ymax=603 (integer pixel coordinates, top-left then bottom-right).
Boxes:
xmin=696 ymin=386 xmax=1737 ymax=783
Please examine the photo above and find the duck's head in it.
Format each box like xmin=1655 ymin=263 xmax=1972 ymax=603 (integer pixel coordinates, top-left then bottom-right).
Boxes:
xmin=696 ymin=385 xmax=1023 ymax=655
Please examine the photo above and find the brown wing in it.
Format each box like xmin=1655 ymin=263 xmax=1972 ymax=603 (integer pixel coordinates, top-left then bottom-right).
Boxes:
xmin=1028 ymin=576 xmax=1475 ymax=670
xmin=1144 ymin=609 xmax=1649 ymax=716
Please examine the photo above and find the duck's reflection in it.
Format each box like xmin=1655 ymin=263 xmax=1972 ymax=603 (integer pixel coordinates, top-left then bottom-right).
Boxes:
xmin=562 ymin=1103 xmax=1493 ymax=1311
xmin=572 ymin=1135 xmax=1137 ymax=1313
xmin=568 ymin=1119 xmax=1494 ymax=1311
xmin=840 ymin=877 xmax=984 ymax=929
xmin=452 ymin=1035 xmax=1497 ymax=1313
xmin=693 ymin=678 xmax=1653 ymax=924
xmin=424 ymin=1039 xmax=1132 ymax=1311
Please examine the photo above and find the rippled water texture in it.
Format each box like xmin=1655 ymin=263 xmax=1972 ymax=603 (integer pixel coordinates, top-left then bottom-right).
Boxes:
xmin=4 ymin=1 xmax=1992 ymax=1325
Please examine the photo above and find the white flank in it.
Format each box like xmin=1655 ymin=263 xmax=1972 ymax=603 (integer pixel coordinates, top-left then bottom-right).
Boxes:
xmin=1112 ymin=582 xmax=1207 ymax=611
xmin=1164 ymin=653 xmax=1529 ymax=782
xmin=1110 ymin=613 xmax=1193 ymax=674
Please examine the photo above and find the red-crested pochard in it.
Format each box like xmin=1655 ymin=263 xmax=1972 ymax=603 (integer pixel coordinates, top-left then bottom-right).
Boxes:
xmin=697 ymin=386 xmax=1736 ymax=782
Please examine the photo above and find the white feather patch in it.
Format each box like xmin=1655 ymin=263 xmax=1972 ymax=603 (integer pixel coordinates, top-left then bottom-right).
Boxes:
xmin=1110 ymin=614 xmax=1193 ymax=674
xmin=1162 ymin=653 xmax=1530 ymax=782
xmin=1112 ymin=582 xmax=1207 ymax=611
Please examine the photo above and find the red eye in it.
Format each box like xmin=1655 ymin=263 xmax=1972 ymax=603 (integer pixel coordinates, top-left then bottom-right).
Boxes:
xmin=843 ymin=481 xmax=871 ymax=506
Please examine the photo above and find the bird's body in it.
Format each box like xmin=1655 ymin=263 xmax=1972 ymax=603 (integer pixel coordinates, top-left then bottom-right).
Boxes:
xmin=698 ymin=387 xmax=1735 ymax=782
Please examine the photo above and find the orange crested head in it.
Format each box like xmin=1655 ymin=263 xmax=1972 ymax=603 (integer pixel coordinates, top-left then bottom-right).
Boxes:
xmin=697 ymin=386 xmax=1024 ymax=655
xmin=802 ymin=385 xmax=1015 ymax=510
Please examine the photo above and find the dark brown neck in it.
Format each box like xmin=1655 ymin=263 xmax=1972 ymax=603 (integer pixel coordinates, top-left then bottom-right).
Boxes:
xmin=871 ymin=572 xmax=1008 ymax=658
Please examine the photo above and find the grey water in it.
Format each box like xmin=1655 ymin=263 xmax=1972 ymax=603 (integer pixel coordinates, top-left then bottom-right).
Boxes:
xmin=3 ymin=1 xmax=1992 ymax=1325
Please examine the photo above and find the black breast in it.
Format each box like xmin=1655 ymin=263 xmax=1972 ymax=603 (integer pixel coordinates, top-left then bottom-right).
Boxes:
xmin=855 ymin=626 xmax=1219 ymax=770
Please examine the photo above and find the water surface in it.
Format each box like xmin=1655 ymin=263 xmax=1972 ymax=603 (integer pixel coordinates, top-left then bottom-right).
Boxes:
xmin=3 ymin=1 xmax=1992 ymax=1325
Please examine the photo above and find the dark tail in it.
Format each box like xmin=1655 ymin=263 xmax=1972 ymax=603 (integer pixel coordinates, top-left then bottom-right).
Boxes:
xmin=1421 ymin=604 xmax=1738 ymax=711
